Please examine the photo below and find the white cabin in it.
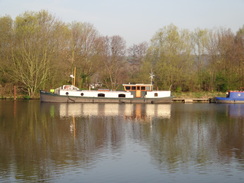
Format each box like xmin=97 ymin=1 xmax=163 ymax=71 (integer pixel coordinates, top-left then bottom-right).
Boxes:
xmin=53 ymin=84 xmax=171 ymax=99
xmin=54 ymin=85 xmax=134 ymax=98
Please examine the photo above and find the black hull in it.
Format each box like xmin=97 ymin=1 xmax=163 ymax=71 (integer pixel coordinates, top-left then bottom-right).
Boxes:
xmin=40 ymin=91 xmax=173 ymax=104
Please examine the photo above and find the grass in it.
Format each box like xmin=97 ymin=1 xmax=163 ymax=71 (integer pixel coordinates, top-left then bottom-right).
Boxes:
xmin=172 ymin=91 xmax=225 ymax=98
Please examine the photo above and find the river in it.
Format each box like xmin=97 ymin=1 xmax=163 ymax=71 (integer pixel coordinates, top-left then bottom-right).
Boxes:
xmin=0 ymin=101 xmax=244 ymax=183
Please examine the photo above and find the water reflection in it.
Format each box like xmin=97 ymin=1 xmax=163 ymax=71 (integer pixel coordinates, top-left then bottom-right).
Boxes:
xmin=226 ymin=104 xmax=244 ymax=118
xmin=41 ymin=103 xmax=171 ymax=120
xmin=0 ymin=101 xmax=244 ymax=183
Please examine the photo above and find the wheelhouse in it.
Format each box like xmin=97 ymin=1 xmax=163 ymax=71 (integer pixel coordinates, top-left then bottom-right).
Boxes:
xmin=123 ymin=84 xmax=154 ymax=98
xmin=123 ymin=84 xmax=153 ymax=92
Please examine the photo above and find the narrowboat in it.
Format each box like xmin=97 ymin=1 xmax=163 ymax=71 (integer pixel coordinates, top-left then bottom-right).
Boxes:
xmin=215 ymin=89 xmax=244 ymax=104
xmin=40 ymin=83 xmax=172 ymax=103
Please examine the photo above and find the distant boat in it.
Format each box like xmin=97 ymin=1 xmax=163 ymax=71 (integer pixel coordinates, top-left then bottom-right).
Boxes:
xmin=215 ymin=88 xmax=244 ymax=104
xmin=40 ymin=83 xmax=172 ymax=103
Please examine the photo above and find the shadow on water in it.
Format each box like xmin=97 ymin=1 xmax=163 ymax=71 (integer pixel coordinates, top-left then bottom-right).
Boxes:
xmin=0 ymin=101 xmax=244 ymax=182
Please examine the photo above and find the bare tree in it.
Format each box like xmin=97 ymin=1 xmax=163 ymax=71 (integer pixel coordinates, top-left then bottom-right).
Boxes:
xmin=99 ymin=35 xmax=127 ymax=90
xmin=191 ymin=29 xmax=210 ymax=90
xmin=127 ymin=42 xmax=148 ymax=82
xmin=67 ymin=22 xmax=102 ymax=88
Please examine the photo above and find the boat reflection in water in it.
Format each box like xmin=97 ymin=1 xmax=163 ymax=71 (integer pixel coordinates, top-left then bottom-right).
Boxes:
xmin=58 ymin=103 xmax=171 ymax=120
xmin=226 ymin=104 xmax=244 ymax=118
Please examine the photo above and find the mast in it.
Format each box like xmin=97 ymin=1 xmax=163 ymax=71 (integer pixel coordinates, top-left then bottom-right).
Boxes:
xmin=149 ymin=71 xmax=155 ymax=90
xmin=73 ymin=67 xmax=76 ymax=86
xmin=70 ymin=67 xmax=76 ymax=86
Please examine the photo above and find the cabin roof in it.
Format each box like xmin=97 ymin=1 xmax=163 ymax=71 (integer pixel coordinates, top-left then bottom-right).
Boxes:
xmin=122 ymin=84 xmax=152 ymax=86
xmin=229 ymin=91 xmax=244 ymax=93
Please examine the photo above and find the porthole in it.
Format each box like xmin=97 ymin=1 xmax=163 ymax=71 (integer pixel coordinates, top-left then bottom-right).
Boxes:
xmin=98 ymin=93 xmax=105 ymax=97
xmin=119 ymin=94 xmax=126 ymax=98
xmin=81 ymin=93 xmax=84 ymax=96
xmin=66 ymin=92 xmax=69 ymax=95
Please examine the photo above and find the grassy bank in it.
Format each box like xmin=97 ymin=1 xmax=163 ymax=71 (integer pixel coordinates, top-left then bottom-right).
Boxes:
xmin=172 ymin=91 xmax=225 ymax=98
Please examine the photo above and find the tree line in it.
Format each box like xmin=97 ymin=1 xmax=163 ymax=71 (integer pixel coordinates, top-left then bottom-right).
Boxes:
xmin=0 ymin=10 xmax=243 ymax=97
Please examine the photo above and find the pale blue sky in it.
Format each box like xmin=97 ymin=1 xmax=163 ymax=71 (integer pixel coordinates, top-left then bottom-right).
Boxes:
xmin=0 ymin=0 xmax=243 ymax=46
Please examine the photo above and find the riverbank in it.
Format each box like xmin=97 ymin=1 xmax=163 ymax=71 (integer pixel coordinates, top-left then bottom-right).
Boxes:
xmin=172 ymin=91 xmax=225 ymax=99
xmin=171 ymin=91 xmax=225 ymax=103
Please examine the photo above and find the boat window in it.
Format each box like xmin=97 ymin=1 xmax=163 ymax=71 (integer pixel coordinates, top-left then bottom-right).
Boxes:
xmin=132 ymin=86 xmax=136 ymax=90
xmin=64 ymin=85 xmax=71 ymax=90
xmin=98 ymin=93 xmax=105 ymax=97
xmin=80 ymin=93 xmax=84 ymax=96
xmin=119 ymin=94 xmax=126 ymax=98
xmin=137 ymin=86 xmax=140 ymax=90
xmin=154 ymin=93 xmax=158 ymax=97
xmin=66 ymin=92 xmax=69 ymax=95
xmin=145 ymin=86 xmax=151 ymax=91
xmin=141 ymin=86 xmax=145 ymax=90
xmin=125 ymin=86 xmax=130 ymax=90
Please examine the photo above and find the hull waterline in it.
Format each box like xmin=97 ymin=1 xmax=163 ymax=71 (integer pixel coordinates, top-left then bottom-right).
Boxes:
xmin=215 ymin=97 xmax=244 ymax=104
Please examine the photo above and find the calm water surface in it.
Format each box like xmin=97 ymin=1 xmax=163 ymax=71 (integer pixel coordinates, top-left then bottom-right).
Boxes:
xmin=0 ymin=101 xmax=244 ymax=183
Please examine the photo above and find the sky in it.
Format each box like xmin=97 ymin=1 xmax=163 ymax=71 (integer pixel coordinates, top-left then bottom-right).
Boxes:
xmin=0 ymin=0 xmax=244 ymax=47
